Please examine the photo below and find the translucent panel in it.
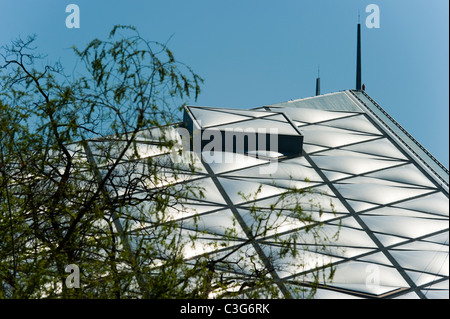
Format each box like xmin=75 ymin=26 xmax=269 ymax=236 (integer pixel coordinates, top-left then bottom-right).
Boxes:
xmin=302 ymin=144 xmax=329 ymax=154
xmin=165 ymin=202 xmax=224 ymax=220
xmin=104 ymin=161 xmax=199 ymax=193
xmin=424 ymin=233 xmax=449 ymax=245
xmin=343 ymin=138 xmax=408 ymax=160
xmin=314 ymin=211 xmax=347 ymax=222
xmin=263 ymin=246 xmax=342 ymax=278
xmin=395 ymin=241 xmax=448 ymax=252
xmin=394 ymin=192 xmax=449 ymax=217
xmin=282 ymin=155 xmax=314 ymax=167
xmin=374 ymin=233 xmax=408 ymax=247
xmin=240 ymin=187 xmax=347 ymax=216
xmin=224 ymin=161 xmax=323 ymax=184
xmin=358 ymin=252 xmax=394 ymax=266
xmin=326 ymin=283 xmax=402 ymax=296
xmin=180 ymin=229 xmax=241 ymax=259
xmin=366 ymin=164 xmax=436 ymax=188
xmin=189 ymin=107 xmax=251 ymax=128
xmin=335 ymin=216 xmax=364 ymax=229
xmin=423 ymin=279 xmax=449 ymax=290
xmin=251 ymin=161 xmax=287 ymax=176
xmin=309 ymin=288 xmax=362 ymax=299
xmin=363 ymin=206 xmax=444 ymax=220
xmin=134 ymin=143 xmax=171 ymax=159
xmin=164 ymin=151 xmax=207 ymax=174
xmin=255 ymin=178 xmax=320 ymax=191
xmin=246 ymin=150 xmax=284 ymax=158
xmin=88 ymin=140 xmax=170 ymax=160
xmin=328 ymin=261 xmax=409 ymax=294
xmin=212 ymin=117 xmax=300 ymax=136
xmin=338 ymin=176 xmax=422 ymax=189
xmin=321 ymin=170 xmax=353 ymax=182
xmin=206 ymin=107 xmax=276 ymax=118
xmin=276 ymin=224 xmax=377 ymax=249
xmin=361 ymin=215 xmax=448 ymax=238
xmin=326 ymin=225 xmax=378 ymax=248
xmin=263 ymin=113 xmax=293 ymax=123
xmin=204 ymin=151 xmax=268 ymax=174
xmin=327 ymin=247 xmax=374 ymax=259
xmin=390 ymin=250 xmax=449 ymax=276
xmin=323 ymin=115 xmax=383 ymax=135
xmin=275 ymin=106 xmax=356 ymax=124
xmin=292 ymin=120 xmax=308 ymax=127
xmin=335 ymin=183 xmax=433 ymax=205
xmin=312 ymin=155 xmax=403 ymax=175
xmin=318 ymin=148 xmax=395 ymax=161
xmin=217 ymin=177 xmax=286 ymax=204
xmin=134 ymin=126 xmax=181 ymax=143
xmin=405 ymin=270 xmax=443 ymax=287
xmin=180 ymin=209 xmax=247 ymax=239
xmin=189 ymin=177 xmax=227 ymax=205
xmin=208 ymin=245 xmax=266 ymax=275
xmin=129 ymin=200 xmax=223 ymax=223
xmin=346 ymin=199 xmax=379 ymax=212
xmin=238 ymin=208 xmax=313 ymax=237
xmin=393 ymin=291 xmax=421 ymax=299
xmin=420 ymin=290 xmax=449 ymax=299
xmin=299 ymin=125 xmax=378 ymax=148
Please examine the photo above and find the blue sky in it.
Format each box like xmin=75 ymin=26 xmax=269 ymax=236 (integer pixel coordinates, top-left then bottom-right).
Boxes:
xmin=1 ymin=0 xmax=448 ymax=167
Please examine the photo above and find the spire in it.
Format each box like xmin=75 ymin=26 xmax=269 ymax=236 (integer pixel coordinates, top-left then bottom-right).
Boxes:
xmin=356 ymin=22 xmax=362 ymax=90
xmin=315 ymin=65 xmax=320 ymax=96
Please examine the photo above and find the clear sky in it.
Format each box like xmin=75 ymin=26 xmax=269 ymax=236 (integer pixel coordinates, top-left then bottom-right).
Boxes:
xmin=1 ymin=0 xmax=448 ymax=168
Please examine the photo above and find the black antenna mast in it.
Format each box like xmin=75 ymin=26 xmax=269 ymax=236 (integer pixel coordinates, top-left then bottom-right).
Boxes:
xmin=316 ymin=65 xmax=321 ymax=96
xmin=356 ymin=17 xmax=362 ymax=90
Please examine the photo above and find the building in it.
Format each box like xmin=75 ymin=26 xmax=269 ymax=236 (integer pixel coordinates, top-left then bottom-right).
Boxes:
xmin=102 ymin=22 xmax=448 ymax=299
xmin=174 ymin=89 xmax=448 ymax=299
xmin=80 ymin=87 xmax=448 ymax=299
xmin=152 ymin=22 xmax=448 ymax=298
xmin=4 ymin=22 xmax=446 ymax=300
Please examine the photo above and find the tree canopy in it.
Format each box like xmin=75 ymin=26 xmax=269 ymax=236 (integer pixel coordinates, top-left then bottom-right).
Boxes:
xmin=0 ymin=26 xmax=338 ymax=299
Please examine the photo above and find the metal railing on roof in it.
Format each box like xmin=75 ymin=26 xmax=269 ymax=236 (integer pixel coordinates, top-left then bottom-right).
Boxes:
xmin=349 ymin=89 xmax=449 ymax=189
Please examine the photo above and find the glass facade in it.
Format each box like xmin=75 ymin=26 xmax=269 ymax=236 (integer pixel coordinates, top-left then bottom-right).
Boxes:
xmin=78 ymin=90 xmax=449 ymax=299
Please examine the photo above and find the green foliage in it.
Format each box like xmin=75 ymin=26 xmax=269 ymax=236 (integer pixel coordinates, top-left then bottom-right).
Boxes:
xmin=0 ymin=26 xmax=339 ymax=299
xmin=0 ymin=26 xmax=204 ymax=299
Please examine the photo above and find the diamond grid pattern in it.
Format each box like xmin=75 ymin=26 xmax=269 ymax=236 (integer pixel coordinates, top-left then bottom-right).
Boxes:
xmin=77 ymin=90 xmax=448 ymax=299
